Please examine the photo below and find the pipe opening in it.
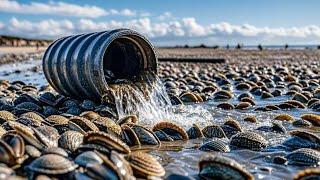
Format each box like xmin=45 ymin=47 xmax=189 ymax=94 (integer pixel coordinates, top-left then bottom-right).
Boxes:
xmin=103 ymin=37 xmax=144 ymax=82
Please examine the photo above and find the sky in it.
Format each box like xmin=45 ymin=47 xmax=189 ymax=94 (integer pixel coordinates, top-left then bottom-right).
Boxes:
xmin=0 ymin=0 xmax=320 ymax=46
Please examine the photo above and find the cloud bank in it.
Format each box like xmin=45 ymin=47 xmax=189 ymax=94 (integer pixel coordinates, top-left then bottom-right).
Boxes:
xmin=0 ymin=0 xmax=136 ymax=18
xmin=1 ymin=17 xmax=320 ymax=45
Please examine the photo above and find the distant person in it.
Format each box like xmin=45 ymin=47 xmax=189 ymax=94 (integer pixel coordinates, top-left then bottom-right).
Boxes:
xmin=317 ymin=45 xmax=320 ymax=49
xmin=284 ymin=44 xmax=289 ymax=50
xmin=36 ymin=42 xmax=39 ymax=51
xmin=226 ymin=44 xmax=230 ymax=49
xmin=258 ymin=44 xmax=263 ymax=51
xmin=236 ymin=43 xmax=242 ymax=49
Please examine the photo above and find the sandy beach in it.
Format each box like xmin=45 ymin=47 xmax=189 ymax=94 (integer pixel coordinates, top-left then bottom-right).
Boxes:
xmin=0 ymin=46 xmax=47 ymax=54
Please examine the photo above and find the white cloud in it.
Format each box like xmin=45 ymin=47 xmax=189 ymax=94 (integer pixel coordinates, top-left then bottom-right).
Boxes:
xmin=158 ymin=12 xmax=173 ymax=21
xmin=1 ymin=17 xmax=320 ymax=45
xmin=0 ymin=0 xmax=137 ymax=18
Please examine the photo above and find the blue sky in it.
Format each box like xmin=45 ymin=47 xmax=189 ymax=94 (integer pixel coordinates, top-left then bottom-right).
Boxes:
xmin=0 ymin=0 xmax=320 ymax=45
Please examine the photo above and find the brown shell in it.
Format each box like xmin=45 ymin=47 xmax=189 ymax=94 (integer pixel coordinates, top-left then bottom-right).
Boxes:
xmin=9 ymin=121 xmax=44 ymax=150
xmin=128 ymin=151 xmax=165 ymax=177
xmin=293 ymin=168 xmax=320 ymax=180
xmin=80 ymin=111 xmax=101 ymax=121
xmin=68 ymin=116 xmax=99 ymax=134
xmin=199 ymin=154 xmax=253 ymax=180
xmin=289 ymin=130 xmax=320 ymax=144
xmin=58 ymin=130 xmax=84 ymax=152
xmin=243 ymin=116 xmax=257 ymax=123
xmin=46 ymin=115 xmax=69 ymax=125
xmin=224 ymin=119 xmax=242 ymax=131
xmin=0 ymin=111 xmax=15 ymax=123
xmin=94 ymin=117 xmax=121 ymax=136
xmin=26 ymin=154 xmax=78 ymax=175
xmin=301 ymin=114 xmax=320 ymax=126
xmin=274 ymin=114 xmax=294 ymax=121
xmin=152 ymin=121 xmax=188 ymax=140
xmin=235 ymin=102 xmax=252 ymax=110
xmin=20 ymin=112 xmax=44 ymax=122
xmin=2 ymin=133 xmax=25 ymax=158
xmin=0 ymin=139 xmax=16 ymax=166
xmin=117 ymin=115 xmax=138 ymax=125
xmin=83 ymin=131 xmax=131 ymax=154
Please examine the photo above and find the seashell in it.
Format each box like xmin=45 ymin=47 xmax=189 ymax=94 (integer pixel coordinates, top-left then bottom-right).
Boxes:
xmin=199 ymin=139 xmax=230 ymax=152
xmin=68 ymin=116 xmax=99 ymax=134
xmin=121 ymin=124 xmax=141 ymax=146
xmin=26 ymin=154 xmax=78 ymax=175
xmin=152 ymin=121 xmax=188 ymax=140
xmin=94 ymin=117 xmax=121 ymax=136
xmin=274 ymin=114 xmax=294 ymax=121
xmin=131 ymin=124 xmax=160 ymax=145
xmin=301 ymin=113 xmax=320 ymax=126
xmin=128 ymin=151 xmax=165 ymax=178
xmin=243 ymin=116 xmax=257 ymax=123
xmin=0 ymin=110 xmax=15 ymax=124
xmin=58 ymin=131 xmax=84 ymax=153
xmin=283 ymin=130 xmax=320 ymax=150
xmin=292 ymin=119 xmax=312 ymax=127
xmin=199 ymin=154 xmax=253 ymax=180
xmin=285 ymin=100 xmax=306 ymax=108
xmin=154 ymin=130 xmax=174 ymax=142
xmin=285 ymin=148 xmax=320 ymax=166
xmin=79 ymin=111 xmax=100 ymax=121
xmin=187 ymin=124 xmax=204 ymax=139
xmin=42 ymin=147 xmax=68 ymax=158
xmin=75 ymin=151 xmax=103 ymax=167
xmin=235 ymin=102 xmax=252 ymax=110
xmin=46 ymin=115 xmax=69 ymax=125
xmin=293 ymin=168 xmax=320 ymax=180
xmin=202 ymin=125 xmax=226 ymax=138
xmin=217 ymin=103 xmax=234 ymax=110
xmin=230 ymin=131 xmax=268 ymax=151
xmin=116 ymin=115 xmax=138 ymax=125
xmin=220 ymin=119 xmax=242 ymax=138
xmin=83 ymin=131 xmax=130 ymax=154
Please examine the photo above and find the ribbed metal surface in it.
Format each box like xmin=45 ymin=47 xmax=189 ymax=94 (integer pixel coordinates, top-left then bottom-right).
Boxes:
xmin=43 ymin=29 xmax=157 ymax=100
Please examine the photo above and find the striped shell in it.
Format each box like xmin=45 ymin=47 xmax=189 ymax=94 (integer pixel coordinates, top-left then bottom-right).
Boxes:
xmin=199 ymin=139 xmax=230 ymax=152
xmin=199 ymin=154 xmax=253 ymax=180
xmin=286 ymin=148 xmax=320 ymax=166
xmin=128 ymin=151 xmax=165 ymax=177
xmin=230 ymin=131 xmax=268 ymax=151
xmin=202 ymin=125 xmax=226 ymax=138
xmin=152 ymin=121 xmax=188 ymax=140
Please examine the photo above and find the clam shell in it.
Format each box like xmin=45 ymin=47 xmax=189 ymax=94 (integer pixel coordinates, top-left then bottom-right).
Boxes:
xmin=199 ymin=154 xmax=253 ymax=180
xmin=26 ymin=154 xmax=78 ymax=175
xmin=128 ymin=151 xmax=165 ymax=177
xmin=286 ymin=148 xmax=320 ymax=166
xmin=58 ymin=131 xmax=83 ymax=152
xmin=230 ymin=131 xmax=268 ymax=151
xmin=199 ymin=139 xmax=230 ymax=152
xmin=83 ymin=131 xmax=130 ymax=154
xmin=202 ymin=125 xmax=226 ymax=138
xmin=152 ymin=121 xmax=188 ymax=140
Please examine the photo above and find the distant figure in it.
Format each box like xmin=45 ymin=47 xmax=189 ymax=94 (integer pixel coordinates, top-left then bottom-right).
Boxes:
xmin=184 ymin=44 xmax=189 ymax=48
xmin=199 ymin=44 xmax=206 ymax=48
xmin=257 ymin=44 xmax=263 ymax=51
xmin=36 ymin=42 xmax=39 ymax=51
xmin=317 ymin=45 xmax=320 ymax=49
xmin=226 ymin=44 xmax=230 ymax=49
xmin=236 ymin=43 xmax=242 ymax=49
xmin=284 ymin=44 xmax=289 ymax=50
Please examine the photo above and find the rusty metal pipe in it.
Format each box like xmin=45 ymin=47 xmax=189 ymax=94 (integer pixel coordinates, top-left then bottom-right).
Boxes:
xmin=43 ymin=29 xmax=157 ymax=99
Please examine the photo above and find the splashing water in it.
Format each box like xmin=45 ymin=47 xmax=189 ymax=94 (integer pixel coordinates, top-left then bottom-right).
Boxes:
xmin=107 ymin=73 xmax=213 ymax=128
